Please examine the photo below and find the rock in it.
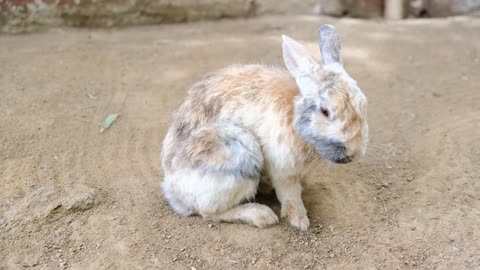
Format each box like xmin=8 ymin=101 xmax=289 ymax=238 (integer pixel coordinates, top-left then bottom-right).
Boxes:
xmin=408 ymin=0 xmax=428 ymax=17
xmin=0 ymin=183 xmax=98 ymax=226
xmin=251 ymin=0 xmax=320 ymax=15
xmin=344 ymin=0 xmax=384 ymax=17
xmin=408 ymin=0 xmax=480 ymax=17
xmin=401 ymin=111 xmax=417 ymax=118
xmin=63 ymin=183 xmax=97 ymax=211
xmin=382 ymin=181 xmax=390 ymax=188
xmin=427 ymin=0 xmax=480 ymax=17
xmin=317 ymin=0 xmax=384 ymax=17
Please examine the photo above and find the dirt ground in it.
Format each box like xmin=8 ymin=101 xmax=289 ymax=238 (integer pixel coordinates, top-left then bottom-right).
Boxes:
xmin=1 ymin=15 xmax=479 ymax=270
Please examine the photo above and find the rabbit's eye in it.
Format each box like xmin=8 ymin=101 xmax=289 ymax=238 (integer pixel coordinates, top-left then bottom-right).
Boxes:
xmin=320 ymin=107 xmax=330 ymax=118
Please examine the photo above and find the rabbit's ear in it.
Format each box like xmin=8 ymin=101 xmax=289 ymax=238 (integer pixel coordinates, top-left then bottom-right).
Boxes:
xmin=319 ymin=24 xmax=342 ymax=66
xmin=282 ymin=35 xmax=319 ymax=79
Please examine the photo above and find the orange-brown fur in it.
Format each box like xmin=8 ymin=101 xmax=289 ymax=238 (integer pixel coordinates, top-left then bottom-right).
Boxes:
xmin=163 ymin=65 xmax=313 ymax=172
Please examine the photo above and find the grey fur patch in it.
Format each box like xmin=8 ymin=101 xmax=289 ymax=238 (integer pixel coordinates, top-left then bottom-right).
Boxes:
xmin=312 ymin=137 xmax=349 ymax=163
xmin=174 ymin=121 xmax=190 ymax=139
xmin=190 ymin=120 xmax=264 ymax=180
xmin=202 ymin=135 xmax=263 ymax=179
xmin=295 ymin=98 xmax=317 ymax=128
xmin=319 ymin=24 xmax=342 ymax=65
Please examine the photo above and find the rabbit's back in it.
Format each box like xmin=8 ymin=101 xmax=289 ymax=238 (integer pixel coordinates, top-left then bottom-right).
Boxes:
xmin=162 ymin=64 xmax=312 ymax=174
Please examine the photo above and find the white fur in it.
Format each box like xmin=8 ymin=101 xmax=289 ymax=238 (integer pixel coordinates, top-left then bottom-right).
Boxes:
xmin=230 ymin=105 xmax=310 ymax=230
xmin=162 ymin=169 xmax=258 ymax=215
xmin=162 ymin=167 xmax=279 ymax=227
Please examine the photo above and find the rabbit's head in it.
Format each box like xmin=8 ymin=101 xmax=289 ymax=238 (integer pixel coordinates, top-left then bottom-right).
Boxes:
xmin=282 ymin=25 xmax=368 ymax=164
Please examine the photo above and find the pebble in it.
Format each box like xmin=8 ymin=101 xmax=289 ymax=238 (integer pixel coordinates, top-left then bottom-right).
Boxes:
xmin=382 ymin=181 xmax=390 ymax=188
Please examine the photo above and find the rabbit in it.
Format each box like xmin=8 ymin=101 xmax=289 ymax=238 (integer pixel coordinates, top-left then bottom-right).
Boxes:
xmin=161 ymin=25 xmax=368 ymax=231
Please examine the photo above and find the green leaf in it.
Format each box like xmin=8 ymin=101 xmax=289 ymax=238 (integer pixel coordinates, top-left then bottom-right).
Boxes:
xmin=100 ymin=113 xmax=119 ymax=133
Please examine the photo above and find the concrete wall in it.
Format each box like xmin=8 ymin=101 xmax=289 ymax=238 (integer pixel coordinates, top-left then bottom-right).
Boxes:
xmin=0 ymin=0 xmax=256 ymax=33
xmin=1 ymin=0 xmax=479 ymax=33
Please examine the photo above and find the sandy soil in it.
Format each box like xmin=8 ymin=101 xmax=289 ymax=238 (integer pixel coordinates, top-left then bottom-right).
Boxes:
xmin=1 ymin=15 xmax=479 ymax=270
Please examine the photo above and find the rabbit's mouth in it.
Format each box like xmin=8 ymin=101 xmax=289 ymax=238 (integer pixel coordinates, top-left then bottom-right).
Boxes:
xmin=331 ymin=154 xmax=354 ymax=164
xmin=313 ymin=139 xmax=353 ymax=164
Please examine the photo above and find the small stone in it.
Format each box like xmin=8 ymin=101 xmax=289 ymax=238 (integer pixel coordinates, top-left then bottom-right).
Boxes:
xmin=62 ymin=184 xmax=97 ymax=212
xmin=119 ymin=218 xmax=127 ymax=226
xmin=191 ymin=267 xmax=197 ymax=270
xmin=329 ymin=253 xmax=335 ymax=258
xmin=382 ymin=181 xmax=389 ymax=188
xmin=407 ymin=176 xmax=414 ymax=182
xmin=251 ymin=258 xmax=257 ymax=264
xmin=208 ymin=224 xmax=213 ymax=229
xmin=400 ymin=111 xmax=416 ymax=118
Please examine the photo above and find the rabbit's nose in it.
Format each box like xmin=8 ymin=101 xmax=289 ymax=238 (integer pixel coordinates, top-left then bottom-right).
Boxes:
xmin=335 ymin=156 xmax=353 ymax=164
xmin=334 ymin=154 xmax=354 ymax=164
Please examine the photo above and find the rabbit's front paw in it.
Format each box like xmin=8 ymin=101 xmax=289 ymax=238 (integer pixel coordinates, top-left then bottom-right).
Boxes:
xmin=289 ymin=213 xmax=310 ymax=231
xmin=281 ymin=201 xmax=310 ymax=231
